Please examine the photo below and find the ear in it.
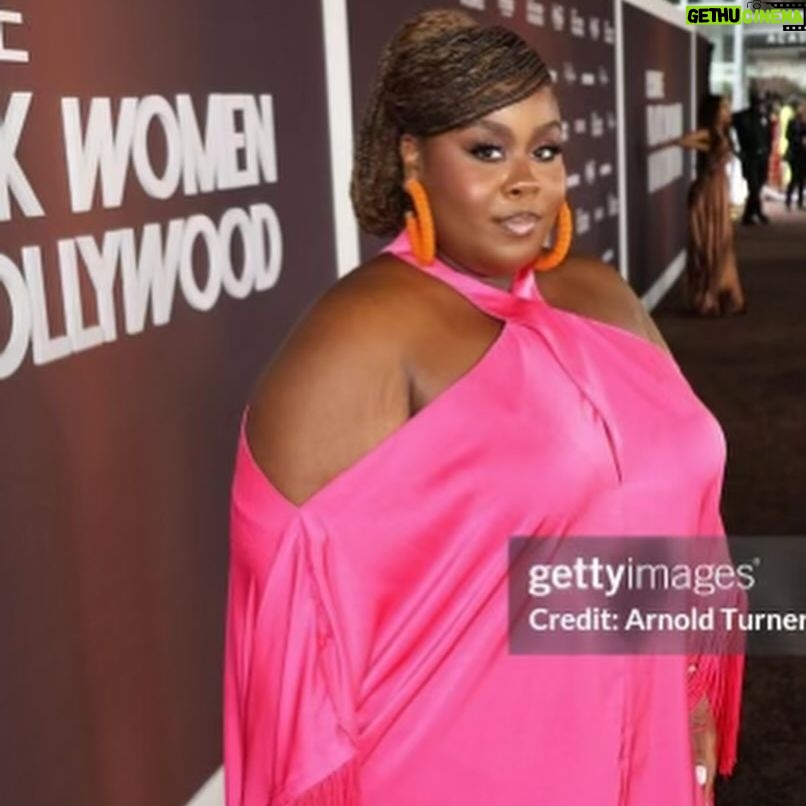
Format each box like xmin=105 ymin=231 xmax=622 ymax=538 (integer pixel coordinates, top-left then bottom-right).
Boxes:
xmin=399 ymin=133 xmax=423 ymax=182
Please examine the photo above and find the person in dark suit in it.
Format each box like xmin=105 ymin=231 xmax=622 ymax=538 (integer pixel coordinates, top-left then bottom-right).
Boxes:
xmin=785 ymin=101 xmax=806 ymax=210
xmin=732 ymin=90 xmax=772 ymax=225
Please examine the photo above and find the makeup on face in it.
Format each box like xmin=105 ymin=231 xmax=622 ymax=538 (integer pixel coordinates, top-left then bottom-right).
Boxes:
xmin=414 ymin=87 xmax=567 ymax=278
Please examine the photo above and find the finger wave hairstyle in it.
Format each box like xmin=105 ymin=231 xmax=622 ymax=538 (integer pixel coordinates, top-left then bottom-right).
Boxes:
xmin=350 ymin=9 xmax=553 ymax=237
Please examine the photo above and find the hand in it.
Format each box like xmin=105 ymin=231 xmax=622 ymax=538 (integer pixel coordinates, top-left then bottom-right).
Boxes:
xmin=691 ymin=695 xmax=718 ymax=804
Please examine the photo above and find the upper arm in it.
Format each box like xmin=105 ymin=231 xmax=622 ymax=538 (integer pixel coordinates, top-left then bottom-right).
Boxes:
xmin=608 ymin=268 xmax=673 ymax=356
xmin=602 ymin=263 xmax=673 ymax=355
xmin=636 ymin=305 xmax=673 ymax=356
xmin=245 ymin=274 xmax=411 ymax=506
xmin=572 ymin=258 xmax=674 ymax=357
xmin=678 ymin=129 xmax=711 ymax=152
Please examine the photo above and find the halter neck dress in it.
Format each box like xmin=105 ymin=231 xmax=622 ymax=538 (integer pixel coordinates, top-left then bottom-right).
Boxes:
xmin=224 ymin=229 xmax=743 ymax=805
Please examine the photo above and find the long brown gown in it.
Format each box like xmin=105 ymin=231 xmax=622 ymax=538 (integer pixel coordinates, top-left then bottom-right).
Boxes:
xmin=685 ymin=131 xmax=746 ymax=315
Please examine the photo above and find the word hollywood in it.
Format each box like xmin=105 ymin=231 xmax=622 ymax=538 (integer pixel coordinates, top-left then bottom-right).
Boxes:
xmin=0 ymin=91 xmax=282 ymax=379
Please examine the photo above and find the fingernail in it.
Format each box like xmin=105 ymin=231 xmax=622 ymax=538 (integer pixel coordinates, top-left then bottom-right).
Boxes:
xmin=695 ymin=764 xmax=708 ymax=786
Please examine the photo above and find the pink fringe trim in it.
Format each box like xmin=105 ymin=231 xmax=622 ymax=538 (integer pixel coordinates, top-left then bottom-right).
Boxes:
xmin=281 ymin=757 xmax=362 ymax=805
xmin=688 ymin=651 xmax=745 ymax=776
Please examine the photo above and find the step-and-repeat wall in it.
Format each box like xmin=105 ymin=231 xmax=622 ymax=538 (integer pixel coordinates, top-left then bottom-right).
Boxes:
xmin=0 ymin=2 xmax=708 ymax=804
xmin=0 ymin=3 xmax=336 ymax=804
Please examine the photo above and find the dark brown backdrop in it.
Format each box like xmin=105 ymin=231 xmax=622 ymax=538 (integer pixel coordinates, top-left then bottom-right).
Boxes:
xmin=0 ymin=3 xmax=337 ymax=804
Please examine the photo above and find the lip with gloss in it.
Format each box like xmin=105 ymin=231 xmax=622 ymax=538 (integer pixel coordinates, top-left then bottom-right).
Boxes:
xmin=496 ymin=212 xmax=541 ymax=237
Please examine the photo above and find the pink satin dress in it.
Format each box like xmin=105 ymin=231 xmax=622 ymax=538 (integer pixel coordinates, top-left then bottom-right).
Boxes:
xmin=224 ymin=229 xmax=743 ymax=805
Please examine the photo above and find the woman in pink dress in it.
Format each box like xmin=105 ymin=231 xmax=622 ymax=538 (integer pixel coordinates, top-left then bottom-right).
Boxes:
xmin=224 ymin=9 xmax=743 ymax=805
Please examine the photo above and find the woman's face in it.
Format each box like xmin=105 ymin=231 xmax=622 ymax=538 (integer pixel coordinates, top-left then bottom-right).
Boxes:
xmin=399 ymin=86 xmax=566 ymax=281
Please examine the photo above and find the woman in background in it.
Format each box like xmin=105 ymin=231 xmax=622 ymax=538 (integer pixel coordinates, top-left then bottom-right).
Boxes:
xmin=677 ymin=95 xmax=746 ymax=316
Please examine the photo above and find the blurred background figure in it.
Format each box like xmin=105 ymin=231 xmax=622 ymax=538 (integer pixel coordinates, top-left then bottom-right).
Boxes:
xmin=778 ymin=98 xmax=795 ymax=192
xmin=785 ymin=101 xmax=806 ymax=211
xmin=677 ymin=94 xmax=746 ymax=317
xmin=732 ymin=88 xmax=772 ymax=225
xmin=767 ymin=94 xmax=784 ymax=193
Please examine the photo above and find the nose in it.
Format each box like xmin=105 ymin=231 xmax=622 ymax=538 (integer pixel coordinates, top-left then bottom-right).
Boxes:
xmin=504 ymin=156 xmax=541 ymax=198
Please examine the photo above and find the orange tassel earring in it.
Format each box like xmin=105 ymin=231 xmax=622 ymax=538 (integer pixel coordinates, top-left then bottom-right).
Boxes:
xmin=404 ymin=178 xmax=436 ymax=266
xmin=534 ymin=200 xmax=573 ymax=272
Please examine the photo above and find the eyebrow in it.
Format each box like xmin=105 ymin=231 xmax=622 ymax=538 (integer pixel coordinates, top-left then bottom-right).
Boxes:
xmin=467 ymin=118 xmax=563 ymax=139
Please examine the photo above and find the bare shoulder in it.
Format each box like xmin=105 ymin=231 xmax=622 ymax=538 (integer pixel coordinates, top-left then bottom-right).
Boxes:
xmin=549 ymin=255 xmax=673 ymax=356
xmin=245 ymin=254 xmax=426 ymax=507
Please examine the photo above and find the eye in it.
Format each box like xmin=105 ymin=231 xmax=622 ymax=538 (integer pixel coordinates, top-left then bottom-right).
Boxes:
xmin=468 ymin=142 xmax=504 ymax=161
xmin=534 ymin=144 xmax=563 ymax=162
